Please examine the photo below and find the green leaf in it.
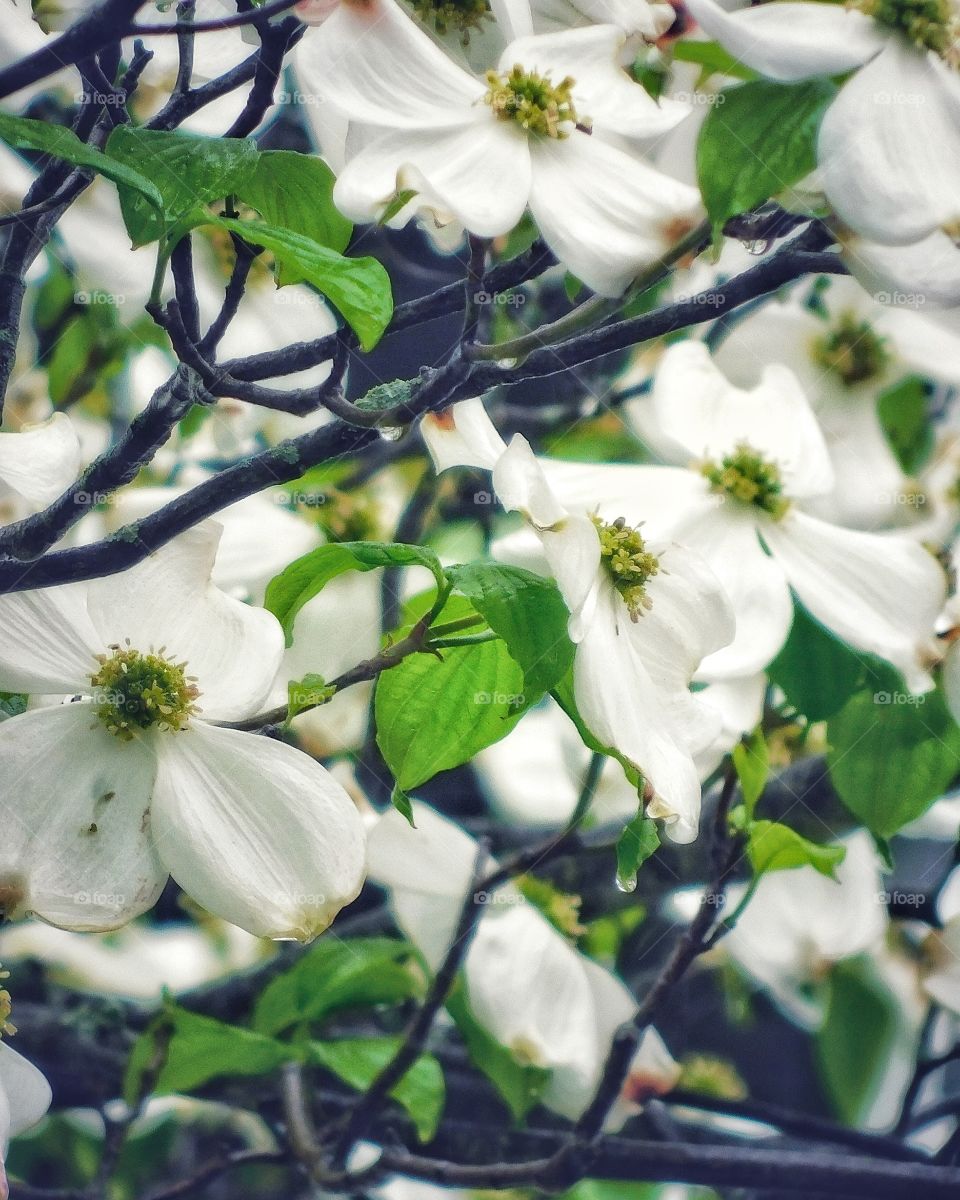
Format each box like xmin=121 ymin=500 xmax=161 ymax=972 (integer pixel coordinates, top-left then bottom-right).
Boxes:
xmin=697 ymin=77 xmax=837 ymax=239
xmin=307 ymin=1038 xmax=444 ymax=1142
xmin=447 ymin=986 xmax=552 ymax=1122
xmin=265 ymin=540 xmax=443 ymax=644
xmin=235 ymin=150 xmax=353 ymax=282
xmin=127 ymin=1006 xmax=290 ymax=1099
xmin=253 ymin=938 xmax=421 ymax=1037
xmin=877 ymin=374 xmax=932 ymax=475
xmin=768 ymin=600 xmax=887 ymax=722
xmin=445 ymin=563 xmax=575 ymax=703
xmin=376 ymin=607 xmax=528 ymax=790
xmin=211 ymin=216 xmax=393 ymax=351
xmin=816 ymin=957 xmax=898 ymax=1124
xmin=556 ymin=1182 xmax=661 ymax=1200
xmin=390 ymin=783 xmax=416 ymax=827
xmin=0 ymin=692 xmax=27 ymax=719
xmin=615 ymin=812 xmax=660 ymax=892
xmin=732 ymin=729 xmax=768 ymax=821
xmin=672 ymin=39 xmax=758 ymax=83
xmin=287 ymin=672 xmax=335 ymax=722
xmin=827 ymin=679 xmax=960 ymax=838
xmin=106 ymin=126 xmax=258 ymax=245
xmin=0 ymin=112 xmax=165 ymax=228
xmin=747 ymin=820 xmax=845 ymax=880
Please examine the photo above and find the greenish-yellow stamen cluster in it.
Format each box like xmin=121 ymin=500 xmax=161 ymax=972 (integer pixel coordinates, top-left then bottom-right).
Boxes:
xmin=484 ymin=65 xmax=578 ymax=138
xmin=702 ymin=443 xmax=790 ymax=519
xmin=90 ymin=642 xmax=200 ymax=740
xmin=855 ymin=0 xmax=960 ymax=62
xmin=592 ymin=515 xmax=660 ymax=621
xmin=0 ymin=965 xmax=15 ymax=1038
xmin=812 ymin=310 xmax=891 ymax=385
xmin=411 ymin=0 xmax=491 ymax=40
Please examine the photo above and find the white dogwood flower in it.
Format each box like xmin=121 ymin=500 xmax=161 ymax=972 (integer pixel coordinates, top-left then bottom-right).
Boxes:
xmin=295 ymin=0 xmax=699 ymax=295
xmin=686 ymin=0 xmax=960 ymax=275
xmin=544 ymin=341 xmax=946 ymax=684
xmin=0 ymin=524 xmax=366 ymax=941
xmin=423 ymin=399 xmax=735 ymax=842
xmin=368 ymin=802 xmax=680 ymax=1121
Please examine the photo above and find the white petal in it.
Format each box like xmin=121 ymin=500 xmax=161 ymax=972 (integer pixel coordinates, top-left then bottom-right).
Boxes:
xmin=0 ymin=414 xmax=80 ymax=510
xmin=621 ymin=540 xmax=735 ymax=754
xmin=0 ymin=1041 xmax=51 ymax=1139
xmin=693 ymin=673 xmax=767 ymax=779
xmin=84 ymin=524 xmax=284 ymax=722
xmin=684 ymin=0 xmax=883 ymax=81
xmin=763 ymin=510 xmax=946 ymax=692
xmin=490 ymin=0 xmax=534 ymax=40
xmin=421 ymin=398 xmax=507 ymax=473
xmin=528 ymin=133 xmax=702 ymax=297
xmin=943 ymin=641 xmax=960 ymax=728
xmin=0 ymin=704 xmax=165 ymax=931
xmin=819 ymin=41 xmax=960 ymax=246
xmin=0 ymin=579 xmax=101 ymax=696
xmin=541 ymin=458 xmax=714 ymax=527
xmin=842 ymin=229 xmax=960 ymax=310
xmin=651 ymin=341 xmax=834 ymax=498
xmin=574 ymin=584 xmax=702 ymax=842
xmin=367 ymin=802 xmax=494 ymax=970
xmin=150 ymin=722 xmax=366 ymax=940
xmin=493 ymin=435 xmax=601 ymax=630
xmin=677 ymin=504 xmax=794 ymax=681
xmin=334 ymin=117 xmax=531 ymax=236
xmin=293 ymin=0 xmax=484 ymax=127
xmin=503 ymin=25 xmax=690 ymax=137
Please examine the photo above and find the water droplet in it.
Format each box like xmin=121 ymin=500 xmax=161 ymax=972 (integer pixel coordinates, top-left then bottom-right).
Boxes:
xmin=742 ymin=239 xmax=769 ymax=257
xmin=615 ymin=874 xmax=637 ymax=894
xmin=377 ymin=425 xmax=404 ymax=442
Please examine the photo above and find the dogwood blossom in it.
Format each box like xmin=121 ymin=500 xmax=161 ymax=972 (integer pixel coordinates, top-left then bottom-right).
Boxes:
xmin=0 ymin=970 xmax=51 ymax=1200
xmin=423 ymin=398 xmax=735 ymax=842
xmin=295 ymin=0 xmax=699 ymax=295
xmin=685 ymin=0 xmax=960 ymax=298
xmin=0 ymin=523 xmax=366 ymax=940
xmin=541 ymin=341 xmax=946 ymax=684
xmin=368 ymin=802 xmax=680 ymax=1121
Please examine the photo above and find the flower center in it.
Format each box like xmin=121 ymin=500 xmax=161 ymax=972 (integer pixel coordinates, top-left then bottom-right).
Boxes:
xmin=90 ymin=643 xmax=200 ymax=740
xmin=701 ymin=442 xmax=791 ymax=519
xmin=592 ymin=515 xmax=660 ymax=621
xmin=411 ymin=0 xmax=491 ymax=40
xmin=484 ymin=65 xmax=579 ymax=138
xmin=855 ymin=0 xmax=960 ymax=61
xmin=812 ymin=311 xmax=890 ymax=385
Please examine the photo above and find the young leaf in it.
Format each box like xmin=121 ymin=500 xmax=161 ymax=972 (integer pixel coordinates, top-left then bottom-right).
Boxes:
xmin=307 ymin=1038 xmax=444 ymax=1142
xmin=210 ymin=216 xmax=393 ymax=350
xmin=287 ymin=672 xmax=335 ymax=722
xmin=827 ymin=681 xmax=960 ymax=838
xmin=877 ymin=374 xmax=932 ymax=475
xmin=0 ymin=112 xmax=164 ymax=226
xmin=265 ymin=540 xmax=444 ymax=644
xmin=105 ymin=126 xmax=259 ymax=244
xmin=253 ymin=938 xmax=421 ymax=1037
xmin=615 ymin=812 xmax=660 ymax=892
xmin=375 ymin=625 xmax=528 ymax=790
xmin=732 ymin=729 xmax=768 ymax=821
xmin=235 ymin=150 xmax=353 ymax=275
xmin=697 ymin=78 xmax=837 ymax=239
xmin=747 ymin=820 xmax=845 ymax=880
xmin=445 ymin=562 xmax=575 ymax=703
